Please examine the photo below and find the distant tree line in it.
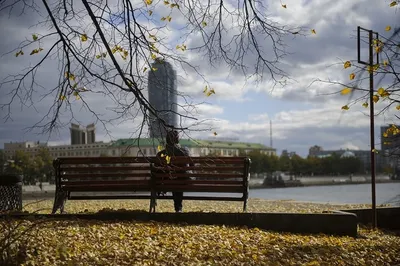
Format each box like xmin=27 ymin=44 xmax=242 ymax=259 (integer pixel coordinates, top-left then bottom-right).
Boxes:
xmin=0 ymin=148 xmax=53 ymax=185
xmin=241 ymin=150 xmax=385 ymax=176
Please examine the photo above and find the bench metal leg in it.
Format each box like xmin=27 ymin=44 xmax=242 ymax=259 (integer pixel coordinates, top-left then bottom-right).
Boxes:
xmin=243 ymin=186 xmax=249 ymax=212
xmin=52 ymin=189 xmax=67 ymax=214
xmin=149 ymin=190 xmax=157 ymax=213
xmin=243 ymin=199 xmax=248 ymax=212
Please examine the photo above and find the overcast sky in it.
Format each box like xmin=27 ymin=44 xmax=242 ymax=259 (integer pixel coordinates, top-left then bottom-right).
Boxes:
xmin=0 ymin=0 xmax=399 ymax=157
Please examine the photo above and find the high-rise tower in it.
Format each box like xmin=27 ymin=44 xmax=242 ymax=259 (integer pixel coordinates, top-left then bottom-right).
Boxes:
xmin=70 ymin=123 xmax=96 ymax=145
xmin=147 ymin=59 xmax=178 ymax=139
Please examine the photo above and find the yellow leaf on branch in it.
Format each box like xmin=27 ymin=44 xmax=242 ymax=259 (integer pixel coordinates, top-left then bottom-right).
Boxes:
xmin=30 ymin=49 xmax=40 ymax=55
xmin=377 ymin=87 xmax=388 ymax=97
xmin=143 ymin=67 xmax=148 ymax=72
xmin=385 ymin=26 xmax=392 ymax=31
xmin=164 ymin=0 xmax=169 ymax=4
xmin=15 ymin=50 xmax=24 ymax=57
xmin=341 ymin=105 xmax=349 ymax=110
xmin=65 ymin=72 xmax=76 ymax=81
xmin=343 ymin=61 xmax=351 ymax=69
xmin=81 ymin=34 xmax=88 ymax=42
xmin=367 ymin=64 xmax=379 ymax=73
xmin=32 ymin=34 xmax=38 ymax=41
xmin=362 ymin=102 xmax=368 ymax=108
xmin=389 ymin=1 xmax=397 ymax=7
xmin=149 ymin=34 xmax=157 ymax=41
xmin=383 ymin=60 xmax=389 ymax=66
xmin=206 ymin=88 xmax=216 ymax=97
xmin=311 ymin=29 xmax=316 ymax=34
xmin=73 ymin=91 xmax=80 ymax=100
xmin=340 ymin=88 xmax=351 ymax=95
xmin=203 ymin=86 xmax=208 ymax=93
xmin=145 ymin=0 xmax=153 ymax=5
xmin=373 ymin=95 xmax=379 ymax=103
xmin=59 ymin=94 xmax=66 ymax=101
xmin=165 ymin=155 xmax=171 ymax=164
xmin=202 ymin=21 xmax=207 ymax=27
xmin=349 ymin=73 xmax=355 ymax=80
xmin=396 ymin=105 xmax=400 ymax=110
xmin=170 ymin=3 xmax=179 ymax=9
xmin=282 ymin=4 xmax=287 ymax=8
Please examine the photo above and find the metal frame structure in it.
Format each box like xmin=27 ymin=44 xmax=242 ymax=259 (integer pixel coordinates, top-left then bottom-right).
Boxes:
xmin=357 ymin=26 xmax=379 ymax=228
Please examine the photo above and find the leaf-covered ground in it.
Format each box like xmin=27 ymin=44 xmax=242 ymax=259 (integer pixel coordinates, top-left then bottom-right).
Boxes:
xmin=1 ymin=199 xmax=398 ymax=265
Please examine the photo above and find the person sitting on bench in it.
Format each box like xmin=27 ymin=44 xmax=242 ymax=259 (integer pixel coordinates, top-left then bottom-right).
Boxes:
xmin=156 ymin=129 xmax=190 ymax=213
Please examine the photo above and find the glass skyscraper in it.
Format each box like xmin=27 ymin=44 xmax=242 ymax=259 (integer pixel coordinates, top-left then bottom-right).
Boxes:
xmin=147 ymin=59 xmax=178 ymax=139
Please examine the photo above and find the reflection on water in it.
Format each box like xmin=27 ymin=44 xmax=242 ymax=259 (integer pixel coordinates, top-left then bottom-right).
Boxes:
xmin=250 ymin=182 xmax=400 ymax=205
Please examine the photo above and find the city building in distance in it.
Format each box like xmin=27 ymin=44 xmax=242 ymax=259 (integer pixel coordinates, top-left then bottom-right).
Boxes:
xmin=2 ymin=139 xmax=275 ymax=159
xmin=70 ymin=123 xmax=96 ymax=145
xmin=147 ymin=59 xmax=178 ymax=140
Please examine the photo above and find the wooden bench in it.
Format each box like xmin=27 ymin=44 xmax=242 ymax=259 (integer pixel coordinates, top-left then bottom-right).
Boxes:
xmin=150 ymin=156 xmax=251 ymax=212
xmin=52 ymin=157 xmax=157 ymax=214
xmin=52 ymin=156 xmax=251 ymax=214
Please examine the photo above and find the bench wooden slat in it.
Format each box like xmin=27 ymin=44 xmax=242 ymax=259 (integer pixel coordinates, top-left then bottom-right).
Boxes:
xmin=62 ymin=180 xmax=151 ymax=186
xmin=152 ymin=166 xmax=244 ymax=171
xmin=61 ymin=173 xmax=151 ymax=179
xmin=152 ymin=185 xmax=244 ymax=193
xmin=164 ymin=157 xmax=247 ymax=163
xmin=63 ymin=185 xmax=151 ymax=191
xmin=56 ymin=156 xmax=157 ymax=164
xmin=60 ymin=166 xmax=152 ymax=172
xmin=153 ymin=173 xmax=243 ymax=178
xmin=154 ymin=180 xmax=243 ymax=185
xmin=69 ymin=195 xmax=152 ymax=200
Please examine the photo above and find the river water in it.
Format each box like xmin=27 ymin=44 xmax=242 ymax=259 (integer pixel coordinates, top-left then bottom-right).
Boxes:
xmin=23 ymin=182 xmax=400 ymax=205
xmin=249 ymin=182 xmax=400 ymax=205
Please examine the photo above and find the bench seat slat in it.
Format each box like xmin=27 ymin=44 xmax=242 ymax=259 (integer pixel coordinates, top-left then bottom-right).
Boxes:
xmin=63 ymin=185 xmax=151 ymax=191
xmin=152 ymin=166 xmax=244 ymax=171
xmin=61 ymin=173 xmax=151 ymax=178
xmin=153 ymin=173 xmax=243 ymax=178
xmin=62 ymin=180 xmax=151 ymax=186
xmin=60 ymin=166 xmax=151 ymax=172
xmin=154 ymin=180 xmax=243 ymax=185
xmin=57 ymin=157 xmax=157 ymax=164
xmin=152 ymin=186 xmax=244 ymax=193
xmin=164 ymin=158 xmax=247 ymax=164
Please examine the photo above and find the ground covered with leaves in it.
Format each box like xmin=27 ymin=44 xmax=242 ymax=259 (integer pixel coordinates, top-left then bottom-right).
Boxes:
xmin=0 ymin=199 xmax=399 ymax=265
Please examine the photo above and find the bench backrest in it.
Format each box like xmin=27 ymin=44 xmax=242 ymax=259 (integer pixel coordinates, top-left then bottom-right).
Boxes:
xmin=151 ymin=156 xmax=251 ymax=193
xmin=54 ymin=157 xmax=157 ymax=191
